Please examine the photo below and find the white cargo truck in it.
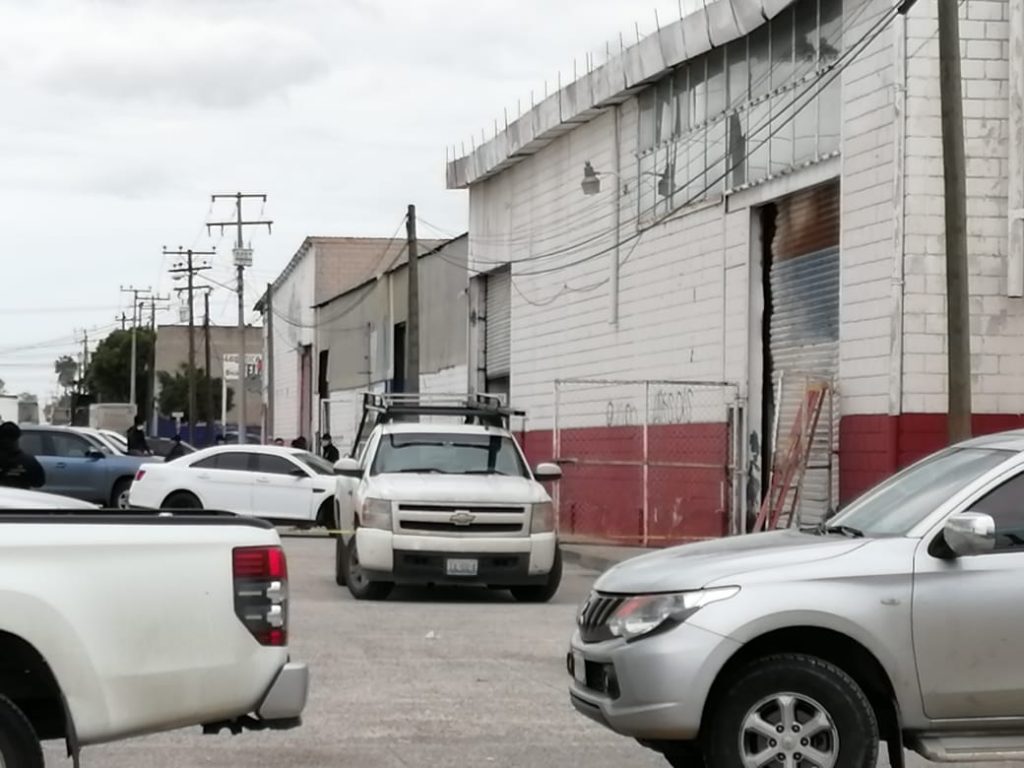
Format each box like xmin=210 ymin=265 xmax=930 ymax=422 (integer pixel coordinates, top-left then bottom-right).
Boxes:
xmin=332 ymin=393 xmax=564 ymax=603
xmin=0 ymin=395 xmax=17 ymax=424
xmin=88 ymin=403 xmax=136 ymax=434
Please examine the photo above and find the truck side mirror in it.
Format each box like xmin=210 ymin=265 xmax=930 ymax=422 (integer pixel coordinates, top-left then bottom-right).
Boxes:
xmin=533 ymin=462 xmax=562 ymax=482
xmin=334 ymin=457 xmax=363 ymax=479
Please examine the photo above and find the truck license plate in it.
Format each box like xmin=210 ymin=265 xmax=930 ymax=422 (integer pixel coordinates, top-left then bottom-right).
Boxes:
xmin=445 ymin=558 xmax=478 ymax=577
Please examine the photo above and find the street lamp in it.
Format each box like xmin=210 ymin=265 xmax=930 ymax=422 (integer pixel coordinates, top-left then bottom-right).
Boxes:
xmin=581 ymin=161 xmax=604 ymax=195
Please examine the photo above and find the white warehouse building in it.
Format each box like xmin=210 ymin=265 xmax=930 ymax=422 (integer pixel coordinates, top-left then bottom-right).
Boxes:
xmin=447 ymin=0 xmax=1023 ymax=544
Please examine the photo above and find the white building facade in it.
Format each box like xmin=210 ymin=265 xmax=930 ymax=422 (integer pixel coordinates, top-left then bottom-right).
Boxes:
xmin=448 ymin=0 xmax=1023 ymax=544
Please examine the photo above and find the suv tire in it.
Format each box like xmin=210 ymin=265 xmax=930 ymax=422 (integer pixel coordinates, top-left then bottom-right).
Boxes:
xmin=343 ymin=536 xmax=393 ymax=601
xmin=111 ymin=478 xmax=133 ymax=509
xmin=334 ymin=536 xmax=347 ymax=586
xmin=510 ymin=546 xmax=562 ymax=603
xmin=703 ymin=653 xmax=878 ymax=768
xmin=0 ymin=694 xmax=44 ymax=768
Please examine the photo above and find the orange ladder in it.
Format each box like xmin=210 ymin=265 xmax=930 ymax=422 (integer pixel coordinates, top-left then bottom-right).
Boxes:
xmin=753 ymin=382 xmax=828 ymax=532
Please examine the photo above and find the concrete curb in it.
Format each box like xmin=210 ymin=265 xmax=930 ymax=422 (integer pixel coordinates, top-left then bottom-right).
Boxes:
xmin=561 ymin=543 xmax=653 ymax=573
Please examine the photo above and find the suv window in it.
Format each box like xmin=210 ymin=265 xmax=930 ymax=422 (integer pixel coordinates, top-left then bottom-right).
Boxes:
xmin=969 ymin=472 xmax=1024 ymax=551
xmin=50 ymin=433 xmax=93 ymax=458
xmin=19 ymin=431 xmax=46 ymax=456
xmin=255 ymin=454 xmax=301 ymax=476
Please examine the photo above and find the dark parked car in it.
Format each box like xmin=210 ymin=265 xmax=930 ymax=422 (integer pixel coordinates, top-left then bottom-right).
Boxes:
xmin=18 ymin=426 xmax=158 ymax=508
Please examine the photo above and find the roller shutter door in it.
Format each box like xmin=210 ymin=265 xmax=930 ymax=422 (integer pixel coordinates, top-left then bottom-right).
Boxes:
xmin=485 ymin=267 xmax=511 ymax=378
xmin=768 ymin=181 xmax=840 ymax=525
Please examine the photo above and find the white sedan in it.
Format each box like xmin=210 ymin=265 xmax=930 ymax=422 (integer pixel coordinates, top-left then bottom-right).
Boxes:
xmin=128 ymin=444 xmax=339 ymax=526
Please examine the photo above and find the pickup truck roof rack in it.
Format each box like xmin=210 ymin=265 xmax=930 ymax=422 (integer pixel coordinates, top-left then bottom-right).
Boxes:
xmin=348 ymin=392 xmax=524 ymax=457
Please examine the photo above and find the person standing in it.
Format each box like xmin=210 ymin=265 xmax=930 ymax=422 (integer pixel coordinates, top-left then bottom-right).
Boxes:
xmin=321 ymin=434 xmax=340 ymax=463
xmin=291 ymin=436 xmax=308 ymax=451
xmin=0 ymin=422 xmax=45 ymax=489
xmin=125 ymin=416 xmax=151 ymax=456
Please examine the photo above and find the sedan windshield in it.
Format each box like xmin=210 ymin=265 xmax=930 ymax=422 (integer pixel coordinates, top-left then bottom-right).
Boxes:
xmin=296 ymin=452 xmax=337 ymax=476
xmin=826 ymin=447 xmax=1013 ymax=536
xmin=370 ymin=433 xmax=528 ymax=477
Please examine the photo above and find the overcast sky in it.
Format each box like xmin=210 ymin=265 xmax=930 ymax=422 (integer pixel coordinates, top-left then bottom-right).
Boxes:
xmin=0 ymin=0 xmax=685 ymax=399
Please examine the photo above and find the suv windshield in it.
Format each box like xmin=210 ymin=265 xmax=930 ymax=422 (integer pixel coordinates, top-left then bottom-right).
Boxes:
xmin=370 ymin=433 xmax=528 ymax=477
xmin=826 ymin=447 xmax=1013 ymax=536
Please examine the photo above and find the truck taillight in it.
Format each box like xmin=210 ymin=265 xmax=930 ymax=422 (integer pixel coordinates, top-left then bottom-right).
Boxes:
xmin=232 ymin=546 xmax=288 ymax=647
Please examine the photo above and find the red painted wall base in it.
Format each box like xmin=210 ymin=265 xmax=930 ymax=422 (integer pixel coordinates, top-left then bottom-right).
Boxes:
xmin=839 ymin=413 xmax=1024 ymax=504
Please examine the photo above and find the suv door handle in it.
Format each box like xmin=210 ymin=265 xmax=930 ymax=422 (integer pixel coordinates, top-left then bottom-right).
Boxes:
xmin=55 ymin=462 xmax=67 ymax=469
xmin=255 ymin=477 xmax=270 ymax=484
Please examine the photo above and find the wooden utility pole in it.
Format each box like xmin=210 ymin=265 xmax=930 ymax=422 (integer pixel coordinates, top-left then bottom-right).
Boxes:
xmin=203 ymin=289 xmax=215 ymax=444
xmin=405 ymin=204 xmax=420 ymax=396
xmin=265 ymin=282 xmax=275 ymax=440
xmin=146 ymin=294 xmax=171 ymax=434
xmin=208 ymin=193 xmax=272 ymax=444
xmin=165 ymin=248 xmax=214 ymax=445
xmin=938 ymin=0 xmax=972 ymax=442
xmin=120 ymin=285 xmax=152 ymax=415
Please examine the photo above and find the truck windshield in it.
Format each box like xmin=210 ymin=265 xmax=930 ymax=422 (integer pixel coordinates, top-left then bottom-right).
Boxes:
xmin=825 ymin=447 xmax=1013 ymax=536
xmin=370 ymin=433 xmax=528 ymax=477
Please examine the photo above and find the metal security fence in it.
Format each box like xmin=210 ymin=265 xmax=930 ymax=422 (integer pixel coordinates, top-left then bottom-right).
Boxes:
xmin=553 ymin=379 xmax=743 ymax=546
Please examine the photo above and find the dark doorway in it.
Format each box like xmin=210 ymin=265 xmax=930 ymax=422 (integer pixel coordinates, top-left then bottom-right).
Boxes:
xmin=392 ymin=322 xmax=406 ymax=393
xmin=759 ymin=202 xmax=778 ymax=501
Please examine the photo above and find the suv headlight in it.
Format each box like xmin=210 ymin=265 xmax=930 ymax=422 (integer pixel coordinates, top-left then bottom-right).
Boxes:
xmin=530 ymin=501 xmax=555 ymax=533
xmin=607 ymin=587 xmax=740 ymax=641
xmin=360 ymin=498 xmax=392 ymax=530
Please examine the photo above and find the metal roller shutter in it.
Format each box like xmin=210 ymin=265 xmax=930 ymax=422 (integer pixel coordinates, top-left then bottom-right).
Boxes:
xmin=768 ymin=181 xmax=840 ymax=525
xmin=485 ymin=267 xmax=511 ymax=378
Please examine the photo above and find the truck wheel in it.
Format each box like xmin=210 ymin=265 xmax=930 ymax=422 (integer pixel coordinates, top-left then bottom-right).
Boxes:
xmin=704 ymin=653 xmax=878 ymax=768
xmin=334 ymin=537 xmax=347 ymax=587
xmin=111 ymin=478 xmax=133 ymax=509
xmin=161 ymin=491 xmax=202 ymax=510
xmin=510 ymin=546 xmax=562 ymax=603
xmin=0 ymin=694 xmax=44 ymax=768
xmin=343 ymin=537 xmax=392 ymax=601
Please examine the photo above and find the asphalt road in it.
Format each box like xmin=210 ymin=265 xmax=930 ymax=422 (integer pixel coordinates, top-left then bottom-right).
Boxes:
xmin=43 ymin=537 xmax=1016 ymax=768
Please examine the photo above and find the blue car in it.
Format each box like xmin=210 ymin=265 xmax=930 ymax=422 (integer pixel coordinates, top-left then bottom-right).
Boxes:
xmin=18 ymin=425 xmax=157 ymax=508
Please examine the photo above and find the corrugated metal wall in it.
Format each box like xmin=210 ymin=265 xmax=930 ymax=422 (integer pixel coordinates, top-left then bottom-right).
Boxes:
xmin=485 ymin=267 xmax=511 ymax=377
xmin=768 ymin=181 xmax=840 ymax=524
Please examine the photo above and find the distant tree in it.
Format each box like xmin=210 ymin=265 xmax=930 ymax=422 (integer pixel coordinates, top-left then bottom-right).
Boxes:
xmin=54 ymin=356 xmax=78 ymax=390
xmin=85 ymin=329 xmax=155 ymax=406
xmin=157 ymin=364 xmax=233 ymax=423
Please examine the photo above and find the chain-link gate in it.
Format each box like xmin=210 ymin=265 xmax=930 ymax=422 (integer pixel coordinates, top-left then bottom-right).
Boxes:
xmin=553 ymin=379 xmax=743 ymax=546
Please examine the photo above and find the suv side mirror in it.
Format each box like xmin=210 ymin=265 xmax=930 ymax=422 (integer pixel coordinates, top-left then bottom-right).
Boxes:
xmin=334 ymin=457 xmax=363 ymax=479
xmin=533 ymin=462 xmax=562 ymax=482
xmin=943 ymin=511 xmax=996 ymax=557
xmin=85 ymin=449 xmax=105 ymax=460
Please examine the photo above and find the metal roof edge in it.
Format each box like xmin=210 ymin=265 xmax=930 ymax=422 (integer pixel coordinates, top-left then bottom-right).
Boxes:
xmin=445 ymin=0 xmax=789 ymax=190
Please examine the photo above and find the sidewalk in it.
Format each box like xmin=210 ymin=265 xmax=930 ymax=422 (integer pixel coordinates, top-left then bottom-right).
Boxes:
xmin=560 ymin=536 xmax=655 ymax=572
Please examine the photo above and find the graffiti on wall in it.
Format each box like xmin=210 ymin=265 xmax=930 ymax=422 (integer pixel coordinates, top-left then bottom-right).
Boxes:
xmin=603 ymin=386 xmax=702 ymax=428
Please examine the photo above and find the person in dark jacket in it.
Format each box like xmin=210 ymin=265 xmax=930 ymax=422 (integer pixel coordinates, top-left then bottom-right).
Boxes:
xmin=125 ymin=416 xmax=151 ymax=456
xmin=164 ymin=435 xmax=187 ymax=462
xmin=291 ymin=436 xmax=308 ymax=451
xmin=0 ymin=421 xmax=45 ymax=490
xmin=321 ymin=434 xmax=340 ymax=463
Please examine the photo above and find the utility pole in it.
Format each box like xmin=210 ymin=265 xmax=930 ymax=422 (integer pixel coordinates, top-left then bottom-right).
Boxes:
xmin=165 ymin=247 xmax=214 ymax=445
xmin=938 ymin=0 xmax=972 ymax=442
xmin=146 ymin=294 xmax=171 ymax=435
xmin=120 ymin=285 xmax=152 ymax=416
xmin=265 ymin=282 xmax=275 ymax=440
xmin=406 ymin=204 xmax=420 ymax=396
xmin=116 ymin=312 xmax=129 ymax=331
xmin=208 ymin=193 xmax=272 ymax=444
xmin=203 ymin=288 xmax=215 ymax=444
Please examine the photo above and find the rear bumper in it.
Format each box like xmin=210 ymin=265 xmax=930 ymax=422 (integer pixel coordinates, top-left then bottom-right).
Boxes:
xmin=200 ymin=660 xmax=309 ymax=735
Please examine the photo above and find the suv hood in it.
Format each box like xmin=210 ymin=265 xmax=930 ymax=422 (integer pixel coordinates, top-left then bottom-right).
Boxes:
xmin=594 ymin=530 xmax=868 ymax=594
xmin=366 ymin=473 xmax=547 ymax=505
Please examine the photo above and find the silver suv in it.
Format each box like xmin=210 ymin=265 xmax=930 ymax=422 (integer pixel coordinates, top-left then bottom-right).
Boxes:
xmin=569 ymin=430 xmax=1024 ymax=767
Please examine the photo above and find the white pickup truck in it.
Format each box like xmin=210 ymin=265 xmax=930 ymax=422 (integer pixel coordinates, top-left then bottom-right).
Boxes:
xmin=332 ymin=393 xmax=563 ymax=603
xmin=0 ymin=488 xmax=308 ymax=767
